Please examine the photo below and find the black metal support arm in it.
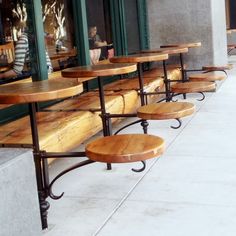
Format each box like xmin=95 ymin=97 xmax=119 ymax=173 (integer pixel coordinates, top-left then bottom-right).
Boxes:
xmin=48 ymin=159 xmax=95 ymax=200
xmin=41 ymin=151 xmax=87 ymax=158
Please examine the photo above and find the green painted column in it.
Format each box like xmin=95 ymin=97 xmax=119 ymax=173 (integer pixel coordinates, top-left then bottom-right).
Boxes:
xmin=137 ymin=0 xmax=150 ymax=50
xmin=25 ymin=0 xmax=48 ymax=81
xmin=72 ymin=0 xmax=90 ymax=66
xmin=109 ymin=0 xmax=128 ymax=55
xmin=110 ymin=0 xmax=149 ymax=54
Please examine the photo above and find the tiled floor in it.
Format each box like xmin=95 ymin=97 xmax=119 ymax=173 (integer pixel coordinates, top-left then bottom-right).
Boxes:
xmin=44 ymin=58 xmax=236 ymax=236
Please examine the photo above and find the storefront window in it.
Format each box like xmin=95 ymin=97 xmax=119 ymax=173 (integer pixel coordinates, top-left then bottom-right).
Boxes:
xmin=42 ymin=0 xmax=74 ymax=53
xmin=86 ymin=0 xmax=113 ymax=64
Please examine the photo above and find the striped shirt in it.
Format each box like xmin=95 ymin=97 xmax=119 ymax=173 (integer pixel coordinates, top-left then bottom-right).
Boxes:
xmin=13 ymin=33 xmax=53 ymax=75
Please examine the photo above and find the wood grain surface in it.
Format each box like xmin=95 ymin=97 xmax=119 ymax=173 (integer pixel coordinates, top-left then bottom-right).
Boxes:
xmin=188 ymin=73 xmax=226 ymax=82
xmin=109 ymin=53 xmax=168 ymax=63
xmin=160 ymin=42 xmax=201 ymax=48
xmin=0 ymin=79 xmax=83 ymax=104
xmin=202 ymin=64 xmax=233 ymax=71
xmin=62 ymin=63 xmax=137 ymax=78
xmin=141 ymin=47 xmax=188 ymax=55
xmin=137 ymin=102 xmax=195 ymax=120
xmin=171 ymin=81 xmax=216 ymax=93
xmin=86 ymin=134 xmax=165 ymax=163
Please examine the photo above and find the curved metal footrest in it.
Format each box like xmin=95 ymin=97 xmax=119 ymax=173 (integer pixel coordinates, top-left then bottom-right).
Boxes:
xmin=170 ymin=118 xmax=182 ymax=129
xmin=48 ymin=159 xmax=95 ymax=200
xmin=197 ymin=92 xmax=205 ymax=101
xmin=114 ymin=119 xmax=143 ymax=135
xmin=172 ymin=91 xmax=206 ymax=102
xmin=132 ymin=161 xmax=146 ymax=172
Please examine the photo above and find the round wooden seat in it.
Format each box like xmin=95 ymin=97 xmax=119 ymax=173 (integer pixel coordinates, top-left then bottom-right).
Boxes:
xmin=228 ymin=44 xmax=236 ymax=49
xmin=160 ymin=42 xmax=201 ymax=49
xmin=103 ymin=77 xmax=162 ymax=91
xmin=171 ymin=81 xmax=216 ymax=93
xmin=62 ymin=63 xmax=137 ymax=78
xmin=142 ymin=68 xmax=166 ymax=77
xmin=141 ymin=47 xmax=189 ymax=55
xmin=137 ymin=102 xmax=195 ymax=120
xmin=0 ymin=79 xmax=83 ymax=104
xmin=188 ymin=73 xmax=226 ymax=82
xmin=85 ymin=134 xmax=165 ymax=163
xmin=202 ymin=64 xmax=233 ymax=71
xmin=109 ymin=53 xmax=169 ymax=64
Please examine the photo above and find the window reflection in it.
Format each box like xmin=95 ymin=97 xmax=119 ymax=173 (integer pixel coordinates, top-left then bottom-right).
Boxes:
xmin=86 ymin=0 xmax=113 ymax=64
xmin=0 ymin=0 xmax=77 ymax=79
xmin=41 ymin=0 xmax=77 ymax=70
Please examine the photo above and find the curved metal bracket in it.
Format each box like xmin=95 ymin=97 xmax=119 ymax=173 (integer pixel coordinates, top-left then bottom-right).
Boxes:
xmin=171 ymin=97 xmax=178 ymax=102
xmin=48 ymin=159 xmax=95 ymax=200
xmin=114 ymin=119 xmax=143 ymax=135
xmin=171 ymin=118 xmax=182 ymax=129
xmin=132 ymin=160 xmax=146 ymax=173
xmin=203 ymin=70 xmax=228 ymax=77
xmin=197 ymin=92 xmax=205 ymax=101
xmin=170 ymin=93 xmax=181 ymax=102
xmin=157 ymin=97 xmax=168 ymax=103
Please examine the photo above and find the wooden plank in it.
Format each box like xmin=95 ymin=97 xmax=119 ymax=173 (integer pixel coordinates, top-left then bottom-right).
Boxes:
xmin=0 ymin=111 xmax=101 ymax=153
xmin=0 ymin=90 xmax=139 ymax=152
xmin=103 ymin=77 xmax=163 ymax=91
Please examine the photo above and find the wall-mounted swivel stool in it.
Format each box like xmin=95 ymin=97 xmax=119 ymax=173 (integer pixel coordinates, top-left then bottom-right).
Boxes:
xmin=202 ymin=64 xmax=233 ymax=72
xmin=137 ymin=102 xmax=195 ymax=121
xmin=188 ymin=73 xmax=226 ymax=82
xmin=171 ymin=81 xmax=216 ymax=94
xmin=85 ymin=134 xmax=165 ymax=163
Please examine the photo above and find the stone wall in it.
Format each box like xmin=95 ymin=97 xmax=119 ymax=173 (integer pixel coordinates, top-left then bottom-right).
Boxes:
xmin=0 ymin=149 xmax=41 ymax=236
xmin=147 ymin=0 xmax=228 ymax=68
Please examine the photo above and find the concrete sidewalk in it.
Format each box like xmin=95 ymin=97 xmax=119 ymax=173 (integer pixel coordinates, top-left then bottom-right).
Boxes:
xmin=44 ymin=58 xmax=236 ymax=236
